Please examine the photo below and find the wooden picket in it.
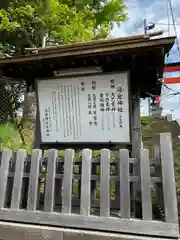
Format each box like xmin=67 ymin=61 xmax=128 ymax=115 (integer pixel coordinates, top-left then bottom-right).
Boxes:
xmin=44 ymin=149 xmax=57 ymax=212
xmin=140 ymin=149 xmax=152 ymax=220
xmin=0 ymin=150 xmax=12 ymax=208
xmin=10 ymin=150 xmax=26 ymax=210
xmin=80 ymin=149 xmax=92 ymax=216
xmin=27 ymin=149 xmax=42 ymax=211
xmin=61 ymin=149 xmax=74 ymax=214
xmin=119 ymin=149 xmax=130 ymax=218
xmin=0 ymin=133 xmax=178 ymax=238
xmin=100 ymin=149 xmax=110 ymax=217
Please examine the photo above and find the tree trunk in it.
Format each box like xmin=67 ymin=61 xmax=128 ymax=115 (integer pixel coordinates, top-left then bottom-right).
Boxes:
xmin=22 ymin=91 xmax=37 ymax=125
xmin=0 ymin=84 xmax=10 ymax=123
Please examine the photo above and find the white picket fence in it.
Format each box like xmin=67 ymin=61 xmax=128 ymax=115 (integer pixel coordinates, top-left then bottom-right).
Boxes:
xmin=0 ymin=133 xmax=179 ymax=238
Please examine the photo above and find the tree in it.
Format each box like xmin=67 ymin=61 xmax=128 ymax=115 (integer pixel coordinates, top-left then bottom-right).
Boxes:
xmin=0 ymin=0 xmax=128 ymax=123
xmin=0 ymin=0 xmax=127 ymax=53
xmin=0 ymin=81 xmax=25 ymax=123
xmin=0 ymin=1 xmax=10 ymax=9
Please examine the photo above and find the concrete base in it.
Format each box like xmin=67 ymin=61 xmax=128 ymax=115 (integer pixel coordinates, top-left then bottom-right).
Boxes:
xmin=0 ymin=221 xmax=179 ymax=240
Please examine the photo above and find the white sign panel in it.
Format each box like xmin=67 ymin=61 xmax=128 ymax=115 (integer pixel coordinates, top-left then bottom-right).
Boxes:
xmin=37 ymin=72 xmax=130 ymax=143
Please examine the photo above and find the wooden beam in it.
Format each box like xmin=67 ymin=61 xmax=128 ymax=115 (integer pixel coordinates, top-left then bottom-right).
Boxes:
xmin=0 ymin=208 xmax=179 ymax=238
xmin=0 ymin=221 xmax=178 ymax=240
xmin=0 ymin=37 xmax=175 ymax=64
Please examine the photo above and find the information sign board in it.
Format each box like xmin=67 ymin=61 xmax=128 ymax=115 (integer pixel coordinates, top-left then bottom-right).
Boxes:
xmin=37 ymin=72 xmax=130 ymax=143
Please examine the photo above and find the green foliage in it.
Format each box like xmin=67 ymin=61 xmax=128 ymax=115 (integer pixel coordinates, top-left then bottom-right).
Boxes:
xmin=0 ymin=0 xmax=128 ymax=54
xmin=0 ymin=1 xmax=10 ymax=9
xmin=0 ymin=82 xmax=25 ymax=124
xmin=0 ymin=9 xmax=20 ymax=31
xmin=142 ymin=116 xmax=180 ymax=199
xmin=1 ymin=116 xmax=180 ymax=202
xmin=0 ymin=122 xmax=32 ymax=152
xmin=94 ymin=0 xmax=127 ymax=26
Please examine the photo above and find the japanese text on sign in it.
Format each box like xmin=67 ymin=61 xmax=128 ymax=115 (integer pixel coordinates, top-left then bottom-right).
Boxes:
xmin=37 ymin=72 xmax=130 ymax=143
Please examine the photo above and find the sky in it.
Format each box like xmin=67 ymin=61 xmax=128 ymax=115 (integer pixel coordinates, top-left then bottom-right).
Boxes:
xmin=111 ymin=0 xmax=180 ymax=119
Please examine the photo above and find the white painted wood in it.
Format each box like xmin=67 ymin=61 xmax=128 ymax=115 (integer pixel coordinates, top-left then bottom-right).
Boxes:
xmin=152 ymin=145 xmax=163 ymax=209
xmin=44 ymin=149 xmax=57 ymax=212
xmin=160 ymin=133 xmax=178 ymax=223
xmin=61 ymin=149 xmax=74 ymax=214
xmin=6 ymin=172 xmax=161 ymax=183
xmin=100 ymin=149 xmax=110 ymax=217
xmin=11 ymin=150 xmax=26 ymax=210
xmin=27 ymin=149 xmax=42 ymax=211
xmin=0 ymin=221 xmax=177 ymax=240
xmin=119 ymin=149 xmax=130 ymax=218
xmin=0 ymin=208 xmax=178 ymax=238
xmin=0 ymin=150 xmax=12 ymax=208
xmin=80 ymin=149 xmax=92 ymax=216
xmin=131 ymin=92 xmax=141 ymax=202
xmin=37 ymin=73 xmax=130 ymax=143
xmin=140 ymin=149 xmax=152 ymax=220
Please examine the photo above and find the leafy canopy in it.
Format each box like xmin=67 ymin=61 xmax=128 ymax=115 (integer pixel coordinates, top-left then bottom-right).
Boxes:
xmin=0 ymin=0 xmax=127 ymax=54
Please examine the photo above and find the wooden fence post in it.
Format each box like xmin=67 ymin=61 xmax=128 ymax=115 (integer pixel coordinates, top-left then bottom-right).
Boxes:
xmin=0 ymin=150 xmax=12 ymax=208
xmin=80 ymin=149 xmax=92 ymax=216
xmin=160 ymin=133 xmax=178 ymax=223
xmin=62 ymin=149 xmax=74 ymax=214
xmin=152 ymin=144 xmax=164 ymax=216
xmin=119 ymin=149 xmax=130 ymax=218
xmin=100 ymin=149 xmax=110 ymax=217
xmin=44 ymin=149 xmax=57 ymax=212
xmin=27 ymin=149 xmax=42 ymax=211
xmin=140 ymin=149 xmax=152 ymax=220
xmin=11 ymin=150 xmax=26 ymax=210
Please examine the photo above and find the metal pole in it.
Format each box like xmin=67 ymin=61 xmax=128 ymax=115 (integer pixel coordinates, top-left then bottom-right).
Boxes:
xmin=148 ymin=98 xmax=151 ymax=116
xmin=144 ymin=19 xmax=147 ymax=34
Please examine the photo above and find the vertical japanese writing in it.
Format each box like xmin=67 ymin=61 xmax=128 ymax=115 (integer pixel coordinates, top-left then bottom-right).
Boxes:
xmin=93 ymin=93 xmax=97 ymax=126
xmin=56 ymin=83 xmax=83 ymax=140
xmin=52 ymin=90 xmax=58 ymax=132
xmin=110 ymin=78 xmax=115 ymax=89
xmin=64 ymin=85 xmax=70 ymax=136
xmin=57 ymin=85 xmax=62 ymax=127
xmin=81 ymin=81 xmax=85 ymax=92
xmin=105 ymin=92 xmax=110 ymax=130
xmin=67 ymin=85 xmax=72 ymax=136
xmin=117 ymin=85 xmax=124 ymax=128
xmin=51 ymin=90 xmax=55 ymax=134
xmin=44 ymin=108 xmax=49 ymax=136
xmin=110 ymin=78 xmax=116 ymax=129
xmin=57 ymin=83 xmax=83 ymax=140
xmin=73 ymin=85 xmax=79 ymax=139
xmin=43 ymin=107 xmax=52 ymax=137
xmin=92 ymin=81 xmax=96 ymax=90
xmin=60 ymin=84 xmax=66 ymax=137
xmin=54 ymin=91 xmax=58 ymax=132
xmin=77 ymin=86 xmax=82 ymax=138
xmin=39 ymin=73 xmax=129 ymax=143
xmin=100 ymin=93 xmax=105 ymax=130
xmin=70 ymin=85 xmax=76 ymax=139
xmin=119 ymin=115 xmax=123 ymax=128
xmin=88 ymin=81 xmax=98 ymax=127
xmin=88 ymin=94 xmax=93 ymax=126
xmin=111 ymin=92 xmax=116 ymax=128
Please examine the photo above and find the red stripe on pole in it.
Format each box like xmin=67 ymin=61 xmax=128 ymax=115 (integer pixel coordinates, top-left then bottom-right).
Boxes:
xmin=164 ymin=77 xmax=180 ymax=84
xmin=164 ymin=66 xmax=180 ymax=72
xmin=155 ymin=97 xmax=160 ymax=103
